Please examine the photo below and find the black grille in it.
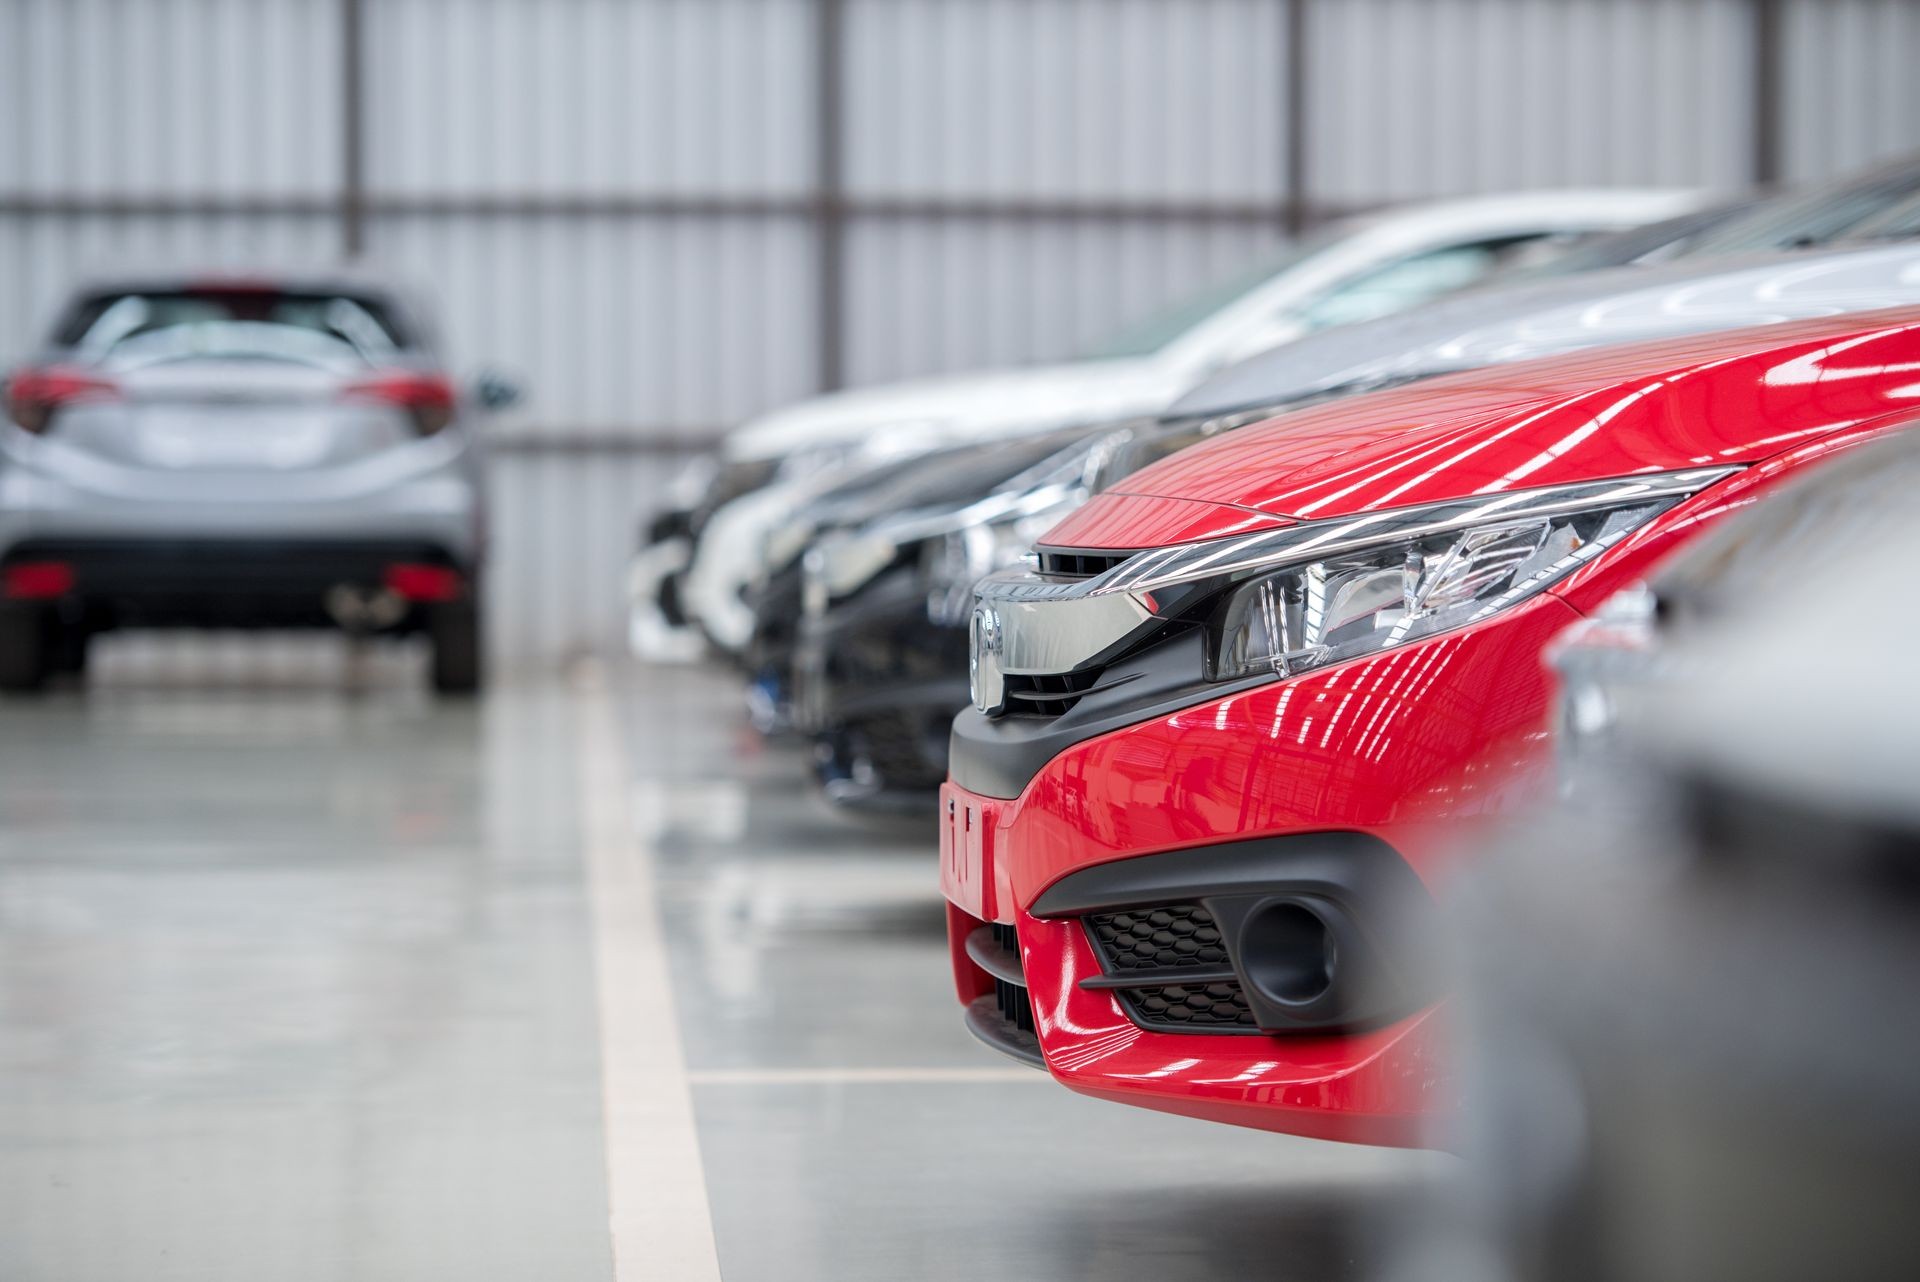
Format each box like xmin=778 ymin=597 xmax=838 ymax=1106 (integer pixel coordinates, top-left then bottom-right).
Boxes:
xmin=1088 ymin=904 xmax=1230 ymax=971
xmin=1119 ymin=982 xmax=1257 ymax=1029
xmin=1084 ymin=902 xmax=1260 ymax=1034
xmin=989 ymin=922 xmax=1035 ymax=1033
xmin=1003 ymin=667 xmax=1105 ymax=717
xmin=1037 ymin=548 xmax=1131 ymax=579
xmin=840 ymin=710 xmax=949 ymax=791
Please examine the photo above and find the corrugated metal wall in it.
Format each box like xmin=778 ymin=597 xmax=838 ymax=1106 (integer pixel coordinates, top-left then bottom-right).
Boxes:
xmin=1306 ymin=0 xmax=1758 ymax=200
xmin=2 ymin=0 xmax=1917 ymax=664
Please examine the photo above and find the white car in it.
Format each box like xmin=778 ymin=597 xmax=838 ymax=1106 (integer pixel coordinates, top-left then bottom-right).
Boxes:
xmin=654 ymin=188 xmax=1702 ymax=656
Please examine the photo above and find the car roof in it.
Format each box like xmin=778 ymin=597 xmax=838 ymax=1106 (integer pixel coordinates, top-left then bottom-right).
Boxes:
xmin=65 ymin=265 xmax=410 ymax=300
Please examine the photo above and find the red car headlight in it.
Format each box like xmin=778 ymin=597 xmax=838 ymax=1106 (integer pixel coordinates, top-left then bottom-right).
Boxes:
xmin=1207 ymin=495 xmax=1687 ymax=682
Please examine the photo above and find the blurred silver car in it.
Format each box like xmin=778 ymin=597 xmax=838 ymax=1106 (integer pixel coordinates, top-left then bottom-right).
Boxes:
xmin=0 ymin=273 xmax=516 ymax=693
xmin=1400 ymin=423 xmax=1920 ymax=1282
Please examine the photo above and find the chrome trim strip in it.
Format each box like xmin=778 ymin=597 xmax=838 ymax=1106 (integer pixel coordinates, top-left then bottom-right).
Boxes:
xmin=1077 ymin=968 xmax=1240 ymax=991
xmin=1088 ymin=467 xmax=1738 ymax=596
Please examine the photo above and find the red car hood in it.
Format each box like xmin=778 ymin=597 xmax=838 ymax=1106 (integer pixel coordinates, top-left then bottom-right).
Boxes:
xmin=1044 ymin=308 xmax=1920 ymax=550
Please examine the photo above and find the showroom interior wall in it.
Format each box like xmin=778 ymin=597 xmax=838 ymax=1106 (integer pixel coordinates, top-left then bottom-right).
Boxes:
xmin=2 ymin=0 xmax=1916 ymax=664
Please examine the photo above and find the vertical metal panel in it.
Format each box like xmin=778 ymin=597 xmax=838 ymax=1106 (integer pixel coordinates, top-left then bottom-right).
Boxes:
xmin=844 ymin=216 xmax=1286 ymax=385
xmin=363 ymin=0 xmax=816 ymax=196
xmin=1780 ymin=0 xmax=1920 ymax=182
xmin=486 ymin=452 xmax=681 ymax=662
xmin=844 ymin=0 xmax=1290 ymax=201
xmin=1307 ymin=0 xmax=1755 ymax=202
xmin=2 ymin=0 xmax=342 ymax=197
xmin=365 ymin=213 xmax=819 ymax=434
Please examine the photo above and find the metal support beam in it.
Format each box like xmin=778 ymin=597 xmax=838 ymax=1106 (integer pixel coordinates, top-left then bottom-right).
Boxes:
xmin=1751 ymin=0 xmax=1785 ymax=186
xmin=0 ymin=192 xmax=1373 ymax=226
xmin=341 ymin=0 xmax=367 ymax=257
xmin=814 ymin=0 xmax=848 ymax=394
xmin=1285 ymin=0 xmax=1312 ymax=235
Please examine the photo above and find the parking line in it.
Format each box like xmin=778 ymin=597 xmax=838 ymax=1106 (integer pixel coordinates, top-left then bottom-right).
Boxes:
xmin=575 ymin=663 xmax=725 ymax=1282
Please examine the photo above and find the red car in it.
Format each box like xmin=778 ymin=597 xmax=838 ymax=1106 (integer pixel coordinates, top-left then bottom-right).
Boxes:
xmin=940 ymin=306 xmax=1920 ymax=1147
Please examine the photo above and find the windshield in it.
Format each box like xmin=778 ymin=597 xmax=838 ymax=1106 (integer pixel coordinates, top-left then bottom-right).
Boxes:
xmin=56 ymin=289 xmax=407 ymax=367
xmin=1684 ymin=161 xmax=1920 ymax=256
xmin=1497 ymin=201 xmax=1761 ymax=283
xmin=1835 ymin=188 xmax=1920 ymax=244
xmin=1084 ymin=228 xmax=1349 ymax=359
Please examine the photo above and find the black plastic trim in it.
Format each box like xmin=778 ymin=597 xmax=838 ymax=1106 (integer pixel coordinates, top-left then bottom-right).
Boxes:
xmin=963 ymin=995 xmax=1046 ymax=1069
xmin=1 ymin=538 xmax=468 ymax=631
xmin=1035 ymin=832 xmax=1440 ymax=1035
xmin=1077 ymin=967 xmax=1239 ymax=990
xmin=949 ymin=625 xmax=1276 ymax=799
xmin=963 ymin=926 xmax=1025 ymax=986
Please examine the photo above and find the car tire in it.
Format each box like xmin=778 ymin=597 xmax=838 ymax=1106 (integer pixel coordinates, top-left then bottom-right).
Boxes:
xmin=49 ymin=624 xmax=90 ymax=678
xmin=0 ymin=603 xmax=51 ymax=693
xmin=429 ymin=599 xmax=483 ymax=695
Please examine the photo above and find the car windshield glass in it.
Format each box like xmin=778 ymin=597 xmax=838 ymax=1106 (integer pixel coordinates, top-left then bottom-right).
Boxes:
xmin=1084 ymin=227 xmax=1350 ymax=359
xmin=1834 ymin=189 xmax=1920 ymax=244
xmin=1498 ymin=202 xmax=1760 ymax=282
xmin=59 ymin=289 xmax=406 ymax=366
xmin=92 ymin=321 xmax=380 ymax=373
xmin=1684 ymin=163 xmax=1920 ymax=255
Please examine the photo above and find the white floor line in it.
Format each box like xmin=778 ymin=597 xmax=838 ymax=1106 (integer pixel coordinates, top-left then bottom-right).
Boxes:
xmin=575 ymin=663 xmax=725 ymax=1282
xmin=688 ymin=1066 xmax=1049 ymax=1087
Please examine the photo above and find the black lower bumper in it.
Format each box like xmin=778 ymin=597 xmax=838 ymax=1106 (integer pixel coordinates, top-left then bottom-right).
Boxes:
xmin=2 ymin=538 xmax=467 ymax=631
xmin=1030 ymin=834 xmax=1442 ymax=1036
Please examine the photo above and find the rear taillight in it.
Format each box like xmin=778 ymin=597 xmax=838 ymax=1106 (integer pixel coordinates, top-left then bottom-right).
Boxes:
xmin=384 ymin=562 xmax=464 ymax=602
xmin=5 ymin=366 xmax=120 ymax=434
xmin=3 ymin=561 xmax=75 ymax=599
xmin=340 ymin=371 xmax=458 ymax=436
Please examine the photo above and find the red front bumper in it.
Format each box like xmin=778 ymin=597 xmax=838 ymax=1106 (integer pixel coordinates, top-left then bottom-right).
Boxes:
xmin=941 ymin=592 xmax=1586 ymax=1148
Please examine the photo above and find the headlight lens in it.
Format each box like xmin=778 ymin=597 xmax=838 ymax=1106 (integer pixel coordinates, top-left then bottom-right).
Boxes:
xmin=804 ymin=530 xmax=901 ymax=605
xmin=926 ymin=510 xmax=1053 ymax=624
xmin=1208 ymin=502 xmax=1679 ymax=683
xmin=919 ymin=428 xmax=1138 ymax=622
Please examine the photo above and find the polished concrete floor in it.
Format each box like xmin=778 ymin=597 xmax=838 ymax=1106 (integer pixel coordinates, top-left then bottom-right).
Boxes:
xmin=0 ymin=642 xmax=1448 ymax=1281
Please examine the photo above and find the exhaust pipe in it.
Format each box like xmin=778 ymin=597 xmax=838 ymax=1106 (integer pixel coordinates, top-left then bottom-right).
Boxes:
xmin=324 ymin=583 xmax=408 ymax=631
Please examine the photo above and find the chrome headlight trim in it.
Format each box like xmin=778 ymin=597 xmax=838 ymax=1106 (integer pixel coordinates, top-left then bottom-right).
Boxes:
xmin=1092 ymin=468 xmax=1736 ymax=596
xmin=966 ymin=467 xmax=1738 ymax=712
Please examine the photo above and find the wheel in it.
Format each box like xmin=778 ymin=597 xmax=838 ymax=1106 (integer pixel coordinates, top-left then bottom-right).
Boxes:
xmin=49 ymin=624 xmax=89 ymax=678
xmin=428 ymin=598 xmax=483 ymax=695
xmin=0 ymin=603 xmax=50 ymax=693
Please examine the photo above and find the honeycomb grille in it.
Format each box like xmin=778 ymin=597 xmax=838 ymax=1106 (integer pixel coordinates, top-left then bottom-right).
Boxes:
xmin=1085 ymin=903 xmax=1260 ymax=1034
xmin=1087 ymin=904 xmax=1229 ymax=971
xmin=1119 ymin=982 xmax=1257 ymax=1029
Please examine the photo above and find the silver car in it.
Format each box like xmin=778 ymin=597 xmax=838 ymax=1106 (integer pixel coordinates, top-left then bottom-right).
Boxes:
xmin=0 ymin=273 xmax=515 ymax=693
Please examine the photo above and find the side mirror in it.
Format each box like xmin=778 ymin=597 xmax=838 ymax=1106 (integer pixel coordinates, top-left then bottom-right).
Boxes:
xmin=473 ymin=371 xmax=523 ymax=412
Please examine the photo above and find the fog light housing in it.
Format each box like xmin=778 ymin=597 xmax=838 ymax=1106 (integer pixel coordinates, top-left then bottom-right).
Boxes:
xmin=1240 ymin=900 xmax=1336 ymax=1007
